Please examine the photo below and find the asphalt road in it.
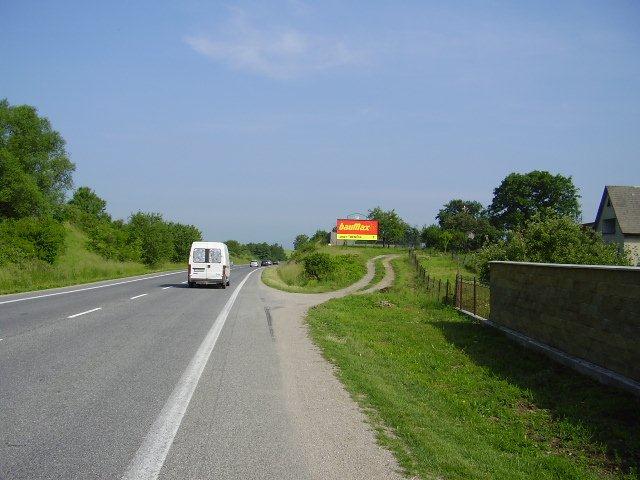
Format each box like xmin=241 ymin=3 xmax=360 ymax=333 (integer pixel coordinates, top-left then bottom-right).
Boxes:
xmin=1 ymin=262 xmax=402 ymax=480
xmin=0 ymin=265 xmax=299 ymax=480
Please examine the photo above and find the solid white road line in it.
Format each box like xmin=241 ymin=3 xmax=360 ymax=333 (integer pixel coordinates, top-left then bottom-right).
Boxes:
xmin=0 ymin=271 xmax=184 ymax=306
xmin=130 ymin=294 xmax=148 ymax=300
xmin=67 ymin=307 xmax=102 ymax=319
xmin=121 ymin=269 xmax=258 ymax=480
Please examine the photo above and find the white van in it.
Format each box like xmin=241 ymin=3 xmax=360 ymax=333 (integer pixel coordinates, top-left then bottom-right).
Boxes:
xmin=187 ymin=241 xmax=231 ymax=288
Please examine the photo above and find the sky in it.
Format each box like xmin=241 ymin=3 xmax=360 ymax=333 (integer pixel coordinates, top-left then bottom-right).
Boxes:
xmin=2 ymin=1 xmax=639 ymax=247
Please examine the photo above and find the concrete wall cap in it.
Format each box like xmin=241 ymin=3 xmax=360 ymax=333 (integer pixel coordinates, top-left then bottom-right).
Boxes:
xmin=489 ymin=261 xmax=640 ymax=272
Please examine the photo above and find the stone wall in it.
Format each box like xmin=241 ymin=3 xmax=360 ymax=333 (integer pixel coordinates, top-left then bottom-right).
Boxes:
xmin=490 ymin=261 xmax=640 ymax=382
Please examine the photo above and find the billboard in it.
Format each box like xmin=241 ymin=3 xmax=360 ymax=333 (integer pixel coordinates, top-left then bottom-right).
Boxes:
xmin=336 ymin=219 xmax=379 ymax=240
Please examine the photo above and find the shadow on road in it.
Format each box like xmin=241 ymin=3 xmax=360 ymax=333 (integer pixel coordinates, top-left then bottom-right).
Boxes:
xmin=435 ymin=318 xmax=640 ymax=475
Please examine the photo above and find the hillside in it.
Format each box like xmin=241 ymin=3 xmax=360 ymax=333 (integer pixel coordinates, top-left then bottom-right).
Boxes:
xmin=0 ymin=223 xmax=184 ymax=295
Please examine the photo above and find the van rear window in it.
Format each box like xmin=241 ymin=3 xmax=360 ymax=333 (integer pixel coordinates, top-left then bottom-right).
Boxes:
xmin=192 ymin=248 xmax=221 ymax=263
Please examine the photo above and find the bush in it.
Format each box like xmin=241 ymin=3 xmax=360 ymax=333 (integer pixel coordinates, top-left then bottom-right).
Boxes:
xmin=303 ymin=252 xmax=335 ymax=280
xmin=0 ymin=217 xmax=66 ymax=265
xmin=469 ymin=214 xmax=630 ymax=282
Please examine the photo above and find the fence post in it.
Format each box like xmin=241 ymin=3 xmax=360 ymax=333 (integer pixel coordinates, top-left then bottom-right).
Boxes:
xmin=445 ymin=279 xmax=450 ymax=304
xmin=473 ymin=277 xmax=477 ymax=316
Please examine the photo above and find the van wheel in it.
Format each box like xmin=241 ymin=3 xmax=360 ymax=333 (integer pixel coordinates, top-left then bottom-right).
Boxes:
xmin=226 ymin=279 xmax=230 ymax=286
xmin=187 ymin=281 xmax=193 ymax=288
xmin=221 ymin=277 xmax=227 ymax=289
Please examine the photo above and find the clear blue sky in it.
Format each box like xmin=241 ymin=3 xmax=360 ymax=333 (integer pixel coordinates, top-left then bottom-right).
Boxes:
xmin=2 ymin=1 xmax=639 ymax=247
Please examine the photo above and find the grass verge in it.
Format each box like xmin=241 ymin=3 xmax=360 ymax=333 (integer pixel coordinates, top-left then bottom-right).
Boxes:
xmin=358 ymin=257 xmax=386 ymax=291
xmin=307 ymin=256 xmax=639 ymax=480
xmin=0 ymin=223 xmax=184 ymax=295
xmin=263 ymin=245 xmax=405 ymax=293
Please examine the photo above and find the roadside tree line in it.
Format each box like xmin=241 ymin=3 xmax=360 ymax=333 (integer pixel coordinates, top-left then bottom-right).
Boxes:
xmin=0 ymin=99 xmax=202 ymax=267
xmin=292 ymin=170 xmax=629 ymax=280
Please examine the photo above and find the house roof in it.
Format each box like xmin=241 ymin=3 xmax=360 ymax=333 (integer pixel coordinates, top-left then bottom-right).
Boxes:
xmin=594 ymin=186 xmax=640 ymax=235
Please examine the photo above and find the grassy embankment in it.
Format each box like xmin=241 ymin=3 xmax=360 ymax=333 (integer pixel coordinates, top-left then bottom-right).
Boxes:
xmin=0 ymin=223 xmax=185 ymax=295
xmin=307 ymin=256 xmax=639 ymax=480
xmin=262 ymin=245 xmax=404 ymax=293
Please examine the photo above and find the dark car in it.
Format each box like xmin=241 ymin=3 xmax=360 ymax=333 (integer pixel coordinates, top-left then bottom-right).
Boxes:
xmin=272 ymin=260 xmax=279 ymax=265
xmin=261 ymin=260 xmax=272 ymax=266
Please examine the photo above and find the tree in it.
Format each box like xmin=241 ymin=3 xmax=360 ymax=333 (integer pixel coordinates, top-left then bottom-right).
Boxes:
xmin=69 ymin=186 xmax=108 ymax=218
xmin=128 ymin=212 xmax=173 ymax=266
xmin=294 ymin=234 xmax=310 ymax=250
xmin=367 ymin=207 xmax=407 ymax=247
xmin=420 ymin=224 xmax=442 ymax=249
xmin=167 ymin=222 xmax=202 ymax=262
xmin=0 ymin=99 xmax=75 ymax=218
xmin=436 ymin=200 xmax=484 ymax=231
xmin=310 ymin=229 xmax=330 ymax=244
xmin=404 ymin=225 xmax=420 ymax=247
xmin=470 ymin=214 xmax=629 ymax=282
xmin=488 ymin=171 xmax=580 ymax=231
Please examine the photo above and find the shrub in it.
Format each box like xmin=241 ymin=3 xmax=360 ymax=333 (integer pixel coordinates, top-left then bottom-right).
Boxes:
xmin=0 ymin=217 xmax=66 ymax=265
xmin=469 ymin=214 xmax=630 ymax=282
xmin=303 ymin=252 xmax=335 ymax=280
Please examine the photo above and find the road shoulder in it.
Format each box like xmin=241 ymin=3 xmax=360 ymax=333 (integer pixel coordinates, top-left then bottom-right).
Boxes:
xmin=259 ymin=255 xmax=405 ymax=480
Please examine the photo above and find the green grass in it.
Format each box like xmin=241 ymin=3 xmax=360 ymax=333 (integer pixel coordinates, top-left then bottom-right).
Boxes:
xmin=416 ymin=250 xmax=473 ymax=282
xmin=358 ymin=257 xmax=386 ymax=291
xmin=263 ymin=245 xmax=406 ymax=293
xmin=307 ymin=257 xmax=640 ymax=480
xmin=0 ymin=223 xmax=184 ymax=295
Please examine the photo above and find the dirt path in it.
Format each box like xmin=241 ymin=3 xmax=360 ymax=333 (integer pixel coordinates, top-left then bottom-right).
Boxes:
xmin=257 ymin=255 xmax=404 ymax=480
xmin=357 ymin=254 xmax=401 ymax=294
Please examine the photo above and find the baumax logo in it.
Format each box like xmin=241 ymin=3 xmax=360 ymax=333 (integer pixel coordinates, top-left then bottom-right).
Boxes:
xmin=336 ymin=219 xmax=378 ymax=240
xmin=338 ymin=222 xmax=372 ymax=231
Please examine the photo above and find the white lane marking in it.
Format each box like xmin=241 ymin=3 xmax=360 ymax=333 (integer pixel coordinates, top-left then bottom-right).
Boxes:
xmin=0 ymin=271 xmax=184 ymax=306
xmin=162 ymin=287 xmax=172 ymax=290
xmin=121 ymin=269 xmax=258 ymax=480
xmin=130 ymin=294 xmax=148 ymax=300
xmin=67 ymin=307 xmax=102 ymax=319
xmin=181 ymin=281 xmax=187 ymax=284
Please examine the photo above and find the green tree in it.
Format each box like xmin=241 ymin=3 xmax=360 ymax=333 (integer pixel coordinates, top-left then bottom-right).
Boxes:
xmin=294 ymin=234 xmax=310 ymax=250
xmin=0 ymin=99 xmax=75 ymax=218
xmin=488 ymin=171 xmax=580 ymax=231
xmin=167 ymin=222 xmax=202 ymax=263
xmin=128 ymin=212 xmax=173 ymax=266
xmin=437 ymin=199 xmax=484 ymax=230
xmin=470 ymin=214 xmax=629 ymax=282
xmin=69 ymin=186 xmax=108 ymax=219
xmin=420 ymin=224 xmax=442 ymax=249
xmin=310 ymin=229 xmax=330 ymax=244
xmin=367 ymin=207 xmax=407 ymax=247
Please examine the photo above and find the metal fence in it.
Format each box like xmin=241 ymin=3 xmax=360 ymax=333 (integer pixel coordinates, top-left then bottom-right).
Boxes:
xmin=409 ymin=250 xmax=490 ymax=320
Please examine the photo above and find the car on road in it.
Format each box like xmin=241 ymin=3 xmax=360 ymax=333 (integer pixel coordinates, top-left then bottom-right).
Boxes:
xmin=273 ymin=260 xmax=279 ymax=265
xmin=250 ymin=260 xmax=259 ymax=267
xmin=187 ymin=241 xmax=231 ymax=288
xmin=261 ymin=260 xmax=272 ymax=266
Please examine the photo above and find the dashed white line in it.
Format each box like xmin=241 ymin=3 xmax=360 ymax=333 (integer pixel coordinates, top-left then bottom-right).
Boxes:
xmin=68 ymin=307 xmax=102 ymax=319
xmin=162 ymin=286 xmax=172 ymax=290
xmin=181 ymin=281 xmax=187 ymax=284
xmin=130 ymin=294 xmax=148 ymax=300
xmin=0 ymin=271 xmax=184 ymax=305
xmin=121 ymin=269 xmax=258 ymax=480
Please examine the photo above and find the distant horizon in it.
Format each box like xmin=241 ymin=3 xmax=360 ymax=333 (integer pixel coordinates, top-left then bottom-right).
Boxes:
xmin=3 ymin=1 xmax=638 ymax=248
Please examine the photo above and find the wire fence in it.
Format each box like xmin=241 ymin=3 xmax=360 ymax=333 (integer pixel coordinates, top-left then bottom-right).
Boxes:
xmin=409 ymin=250 xmax=490 ymax=320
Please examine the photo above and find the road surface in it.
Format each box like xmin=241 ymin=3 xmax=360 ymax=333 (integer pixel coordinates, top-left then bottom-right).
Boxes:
xmin=0 ymin=263 xmax=402 ymax=480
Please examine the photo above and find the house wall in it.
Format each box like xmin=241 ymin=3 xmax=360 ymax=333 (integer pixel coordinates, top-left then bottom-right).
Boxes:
xmin=595 ymin=193 xmax=637 ymax=265
xmin=624 ymin=236 xmax=640 ymax=266
xmin=490 ymin=261 xmax=640 ymax=382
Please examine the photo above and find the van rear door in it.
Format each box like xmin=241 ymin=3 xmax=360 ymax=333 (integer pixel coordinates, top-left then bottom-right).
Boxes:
xmin=206 ymin=247 xmax=223 ymax=281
